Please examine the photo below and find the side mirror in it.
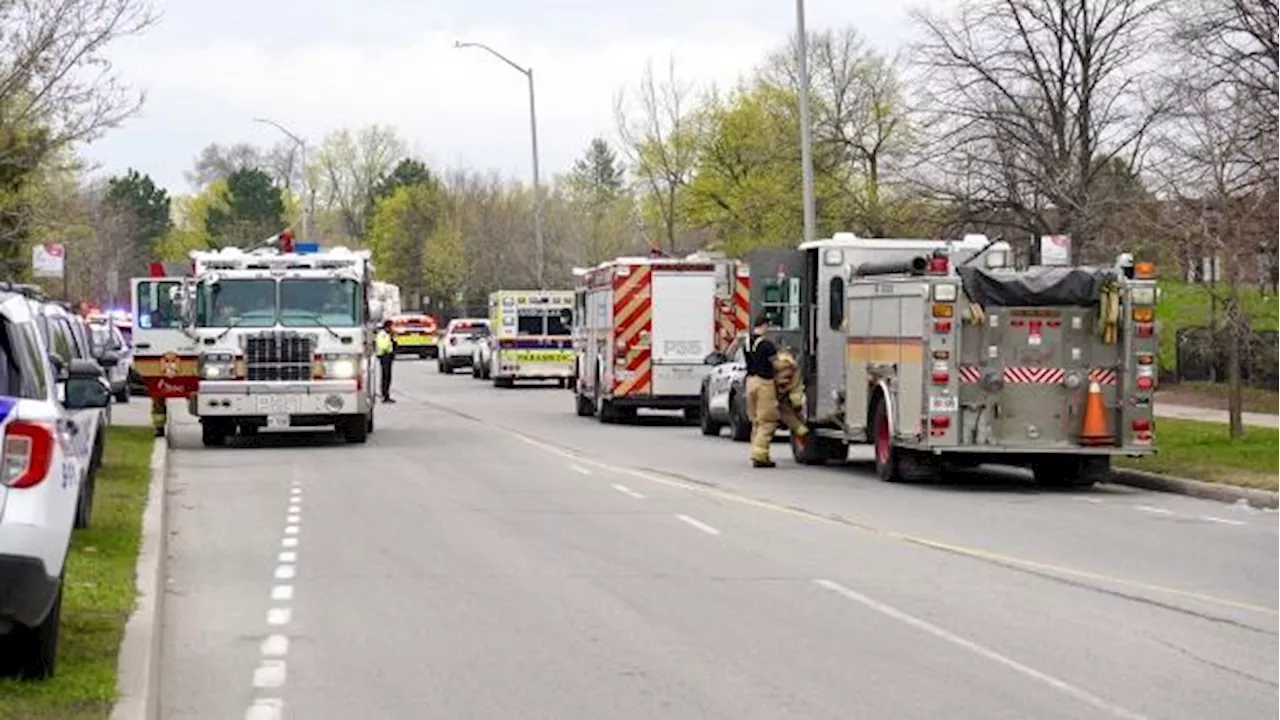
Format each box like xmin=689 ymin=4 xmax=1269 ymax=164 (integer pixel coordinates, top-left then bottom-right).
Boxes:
xmin=704 ymin=352 xmax=727 ymax=366
xmin=68 ymin=358 xmax=106 ymax=380
xmin=49 ymin=353 xmax=68 ymax=380
xmin=98 ymin=351 xmax=120 ymax=369
xmin=64 ymin=375 xmax=111 ymax=409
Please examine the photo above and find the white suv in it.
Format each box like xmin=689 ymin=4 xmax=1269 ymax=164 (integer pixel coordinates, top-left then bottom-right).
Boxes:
xmin=437 ymin=319 xmax=490 ymax=374
xmin=0 ymin=290 xmax=112 ymax=679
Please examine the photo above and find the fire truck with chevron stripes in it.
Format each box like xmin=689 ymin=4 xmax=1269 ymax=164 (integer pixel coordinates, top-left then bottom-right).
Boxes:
xmin=748 ymin=233 xmax=1158 ymax=487
xmin=572 ymin=251 xmax=749 ymax=422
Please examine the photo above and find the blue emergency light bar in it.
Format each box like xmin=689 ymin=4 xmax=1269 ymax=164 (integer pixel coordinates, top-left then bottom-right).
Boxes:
xmin=294 ymin=242 xmax=320 ymax=254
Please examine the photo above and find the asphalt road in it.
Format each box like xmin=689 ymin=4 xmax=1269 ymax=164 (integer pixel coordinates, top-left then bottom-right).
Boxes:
xmin=157 ymin=360 xmax=1279 ymax=720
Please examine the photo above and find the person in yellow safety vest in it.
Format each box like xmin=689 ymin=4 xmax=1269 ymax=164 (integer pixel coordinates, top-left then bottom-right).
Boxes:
xmin=744 ymin=314 xmax=809 ymax=467
xmin=375 ymin=320 xmax=396 ymax=403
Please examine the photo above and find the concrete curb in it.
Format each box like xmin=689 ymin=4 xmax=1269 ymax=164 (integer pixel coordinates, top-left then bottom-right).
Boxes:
xmin=1110 ymin=468 xmax=1278 ymax=509
xmin=109 ymin=433 xmax=169 ymax=720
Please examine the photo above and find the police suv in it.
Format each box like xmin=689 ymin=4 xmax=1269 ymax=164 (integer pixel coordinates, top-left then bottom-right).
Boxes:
xmin=0 ymin=289 xmax=112 ymax=679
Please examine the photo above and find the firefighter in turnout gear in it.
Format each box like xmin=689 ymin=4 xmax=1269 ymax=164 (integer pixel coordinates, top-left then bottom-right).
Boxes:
xmin=376 ymin=319 xmax=396 ymax=403
xmin=744 ymin=315 xmax=809 ymax=467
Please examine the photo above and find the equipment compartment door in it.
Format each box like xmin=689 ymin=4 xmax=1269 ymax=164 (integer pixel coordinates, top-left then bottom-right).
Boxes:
xmin=650 ymin=271 xmax=716 ymax=396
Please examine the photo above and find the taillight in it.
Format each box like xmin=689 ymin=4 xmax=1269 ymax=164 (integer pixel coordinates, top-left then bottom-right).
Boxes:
xmin=1136 ymin=376 xmax=1154 ymax=390
xmin=929 ymin=416 xmax=950 ymax=429
xmin=3 ymin=421 xmax=55 ymax=489
xmin=615 ymin=340 xmax=627 ymax=356
xmin=931 ymin=371 xmax=949 ymax=384
xmin=934 ymin=321 xmax=952 ymax=333
xmin=1135 ymin=323 xmax=1154 ymax=338
xmin=1132 ymin=418 xmax=1151 ymax=432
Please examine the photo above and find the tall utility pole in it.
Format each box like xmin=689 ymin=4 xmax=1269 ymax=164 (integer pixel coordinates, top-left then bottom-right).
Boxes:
xmin=253 ymin=117 xmax=310 ymax=240
xmin=795 ymin=0 xmax=817 ymax=245
xmin=455 ymin=40 xmax=546 ymax=289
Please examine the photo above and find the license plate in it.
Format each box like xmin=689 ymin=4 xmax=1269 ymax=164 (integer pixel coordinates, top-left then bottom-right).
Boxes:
xmin=929 ymin=395 xmax=958 ymax=413
xmin=256 ymin=395 xmax=302 ymax=414
xmin=267 ymin=414 xmax=290 ymax=429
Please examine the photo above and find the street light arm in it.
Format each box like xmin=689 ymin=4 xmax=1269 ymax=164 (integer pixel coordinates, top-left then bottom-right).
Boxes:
xmin=454 ymin=40 xmax=530 ymax=76
xmin=253 ymin=117 xmax=305 ymax=148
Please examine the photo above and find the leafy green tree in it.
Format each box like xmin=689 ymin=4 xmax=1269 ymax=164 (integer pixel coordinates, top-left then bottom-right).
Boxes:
xmin=366 ymin=183 xmax=462 ymax=311
xmin=104 ymin=168 xmax=172 ymax=252
xmin=568 ymin=137 xmax=624 ymax=203
xmin=205 ymin=168 xmax=285 ymax=248
xmin=566 ymin=137 xmax=632 ymax=264
xmin=0 ymin=123 xmax=53 ymax=278
xmin=373 ymin=158 xmax=435 ymax=201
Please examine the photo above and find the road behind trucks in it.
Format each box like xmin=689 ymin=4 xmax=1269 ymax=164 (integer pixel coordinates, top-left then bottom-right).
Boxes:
xmin=749 ymin=233 xmax=1158 ymax=487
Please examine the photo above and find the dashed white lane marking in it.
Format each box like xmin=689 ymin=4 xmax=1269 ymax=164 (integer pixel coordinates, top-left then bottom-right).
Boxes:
xmin=253 ymin=659 xmax=287 ymax=688
xmin=261 ymin=634 xmax=289 ymax=657
xmin=274 ymin=565 xmax=296 ymax=580
xmin=267 ymin=607 xmax=292 ymax=626
xmin=676 ymin=514 xmax=721 ymax=536
xmin=271 ymin=585 xmax=293 ymax=601
xmin=569 ymin=464 xmax=592 ymax=475
xmin=285 ymin=525 xmax=300 ymax=535
xmin=612 ymin=483 xmax=646 ymax=499
xmin=1134 ymin=505 xmax=1174 ymax=516
xmin=286 ymin=514 xmax=301 ymax=524
xmin=1201 ymin=515 xmax=1247 ymax=526
xmin=281 ymin=537 xmax=298 ymax=548
xmin=813 ymin=579 xmax=1146 ymax=720
xmin=245 ymin=698 xmax=283 ymax=720
xmin=278 ymin=551 xmax=297 ymax=563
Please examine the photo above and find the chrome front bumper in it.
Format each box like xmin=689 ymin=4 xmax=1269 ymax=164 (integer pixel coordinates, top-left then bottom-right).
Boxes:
xmin=195 ymin=380 xmax=370 ymax=417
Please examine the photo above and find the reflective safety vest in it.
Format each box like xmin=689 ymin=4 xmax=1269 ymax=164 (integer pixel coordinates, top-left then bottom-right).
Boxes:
xmin=375 ymin=330 xmax=394 ymax=356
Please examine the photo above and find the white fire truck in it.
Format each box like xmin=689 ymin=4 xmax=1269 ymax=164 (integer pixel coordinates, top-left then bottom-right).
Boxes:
xmin=178 ymin=240 xmax=379 ymax=446
xmin=749 ymin=232 xmax=1157 ymax=486
xmin=572 ymin=252 xmax=746 ymax=422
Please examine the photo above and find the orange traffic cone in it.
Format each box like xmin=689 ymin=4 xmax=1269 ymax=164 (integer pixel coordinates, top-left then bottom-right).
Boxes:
xmin=1078 ymin=381 xmax=1114 ymax=446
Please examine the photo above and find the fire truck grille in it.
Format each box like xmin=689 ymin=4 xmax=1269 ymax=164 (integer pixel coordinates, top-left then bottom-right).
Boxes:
xmin=244 ymin=332 xmax=314 ymax=381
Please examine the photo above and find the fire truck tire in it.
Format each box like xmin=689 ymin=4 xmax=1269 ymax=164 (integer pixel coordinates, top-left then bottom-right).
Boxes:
xmin=575 ymin=391 xmax=595 ymax=417
xmin=201 ymin=420 xmax=230 ymax=448
xmin=340 ymin=415 xmax=369 ymax=444
xmin=418 ymin=351 xmax=430 ymax=360
xmin=682 ymin=406 xmax=700 ymax=424
xmin=871 ymin=399 xmax=939 ymax=483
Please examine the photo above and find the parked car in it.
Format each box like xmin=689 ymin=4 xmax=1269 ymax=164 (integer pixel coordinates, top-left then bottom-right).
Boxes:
xmin=437 ymin=319 xmax=490 ymax=374
xmin=31 ymin=301 xmax=111 ymax=528
xmin=0 ymin=289 xmax=113 ymax=680
xmin=88 ymin=320 xmax=132 ymax=403
xmin=698 ymin=333 xmax=751 ymax=442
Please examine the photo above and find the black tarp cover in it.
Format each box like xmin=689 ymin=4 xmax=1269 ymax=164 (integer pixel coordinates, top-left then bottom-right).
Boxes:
xmin=955 ymin=265 xmax=1117 ymax=307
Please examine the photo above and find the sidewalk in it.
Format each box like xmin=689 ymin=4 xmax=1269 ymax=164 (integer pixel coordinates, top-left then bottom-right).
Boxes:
xmin=1154 ymin=403 xmax=1279 ymax=429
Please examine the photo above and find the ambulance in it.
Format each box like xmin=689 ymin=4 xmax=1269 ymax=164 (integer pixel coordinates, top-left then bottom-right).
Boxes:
xmin=485 ymin=290 xmax=574 ymax=387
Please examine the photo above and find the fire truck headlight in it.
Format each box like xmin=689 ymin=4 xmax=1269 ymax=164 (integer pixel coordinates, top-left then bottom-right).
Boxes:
xmin=324 ymin=357 xmax=358 ymax=379
xmin=200 ymin=353 xmax=236 ymax=379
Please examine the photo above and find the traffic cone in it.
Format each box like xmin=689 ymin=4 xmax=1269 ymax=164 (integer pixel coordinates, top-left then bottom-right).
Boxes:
xmin=1078 ymin=381 xmax=1114 ymax=446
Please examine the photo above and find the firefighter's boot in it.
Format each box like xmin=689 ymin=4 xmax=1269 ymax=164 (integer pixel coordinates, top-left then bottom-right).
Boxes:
xmin=151 ymin=397 xmax=167 ymax=438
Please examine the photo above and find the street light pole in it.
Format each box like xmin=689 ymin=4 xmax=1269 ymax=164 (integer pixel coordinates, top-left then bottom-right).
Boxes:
xmin=795 ymin=0 xmax=817 ymax=245
xmin=455 ymin=40 xmax=546 ymax=290
xmin=253 ymin=117 xmax=309 ymax=240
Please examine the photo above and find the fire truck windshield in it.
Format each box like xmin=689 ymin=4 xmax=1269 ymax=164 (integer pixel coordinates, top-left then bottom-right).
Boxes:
xmin=194 ymin=278 xmax=362 ymax=328
xmin=280 ymin=279 xmax=361 ymax=328
xmin=195 ymin=279 xmax=275 ymax=328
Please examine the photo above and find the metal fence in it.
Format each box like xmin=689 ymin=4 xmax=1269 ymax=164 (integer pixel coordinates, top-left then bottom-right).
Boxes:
xmin=1174 ymin=327 xmax=1278 ymax=388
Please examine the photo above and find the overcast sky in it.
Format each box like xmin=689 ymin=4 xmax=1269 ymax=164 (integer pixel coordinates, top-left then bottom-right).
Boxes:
xmin=81 ymin=0 xmax=926 ymax=195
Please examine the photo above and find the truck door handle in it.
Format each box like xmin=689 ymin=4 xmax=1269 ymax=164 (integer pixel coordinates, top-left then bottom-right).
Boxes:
xmin=135 ymin=342 xmax=151 ymax=349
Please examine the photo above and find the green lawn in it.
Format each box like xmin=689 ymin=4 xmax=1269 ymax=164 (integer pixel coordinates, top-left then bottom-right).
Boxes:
xmin=1116 ymin=417 xmax=1279 ymax=491
xmin=1157 ymin=281 xmax=1278 ymax=374
xmin=0 ymin=427 xmax=154 ymax=720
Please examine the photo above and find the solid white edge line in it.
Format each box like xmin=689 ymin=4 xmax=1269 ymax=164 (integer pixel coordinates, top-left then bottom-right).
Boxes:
xmin=675 ymin=514 xmax=721 ymax=536
xmin=1134 ymin=505 xmax=1174 ymax=515
xmin=1201 ymin=516 xmax=1247 ymax=526
xmin=812 ymin=579 xmax=1146 ymax=720
xmin=612 ymin=483 xmax=646 ymax=499
xmin=569 ymin=464 xmax=592 ymax=475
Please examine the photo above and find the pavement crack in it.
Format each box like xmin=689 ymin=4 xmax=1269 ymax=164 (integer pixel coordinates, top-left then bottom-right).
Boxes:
xmin=1147 ymin=634 xmax=1279 ymax=688
xmin=904 ymin=536 xmax=1276 ymax=635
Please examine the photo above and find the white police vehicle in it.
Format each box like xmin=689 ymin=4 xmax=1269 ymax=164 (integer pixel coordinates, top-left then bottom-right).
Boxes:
xmin=437 ymin=318 xmax=490 ymax=374
xmin=88 ymin=319 xmax=132 ymax=403
xmin=698 ymin=332 xmax=751 ymax=441
xmin=0 ymin=289 xmax=112 ymax=679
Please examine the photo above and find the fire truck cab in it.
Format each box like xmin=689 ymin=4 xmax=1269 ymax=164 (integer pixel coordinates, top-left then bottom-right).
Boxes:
xmin=572 ymin=253 xmax=746 ymax=423
xmin=750 ymin=232 xmax=1158 ymax=487
xmin=177 ymin=240 xmax=379 ymax=446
